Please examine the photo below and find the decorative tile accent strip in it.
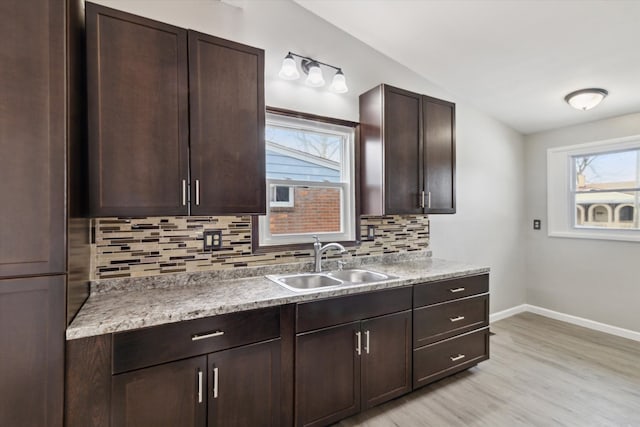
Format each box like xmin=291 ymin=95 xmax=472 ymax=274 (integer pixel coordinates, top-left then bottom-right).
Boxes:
xmin=93 ymin=215 xmax=429 ymax=279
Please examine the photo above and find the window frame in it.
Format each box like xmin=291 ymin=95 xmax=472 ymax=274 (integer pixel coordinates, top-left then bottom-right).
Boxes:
xmin=547 ymin=134 xmax=640 ymax=242
xmin=252 ymin=107 xmax=360 ymax=252
xmin=270 ymin=184 xmax=295 ymax=208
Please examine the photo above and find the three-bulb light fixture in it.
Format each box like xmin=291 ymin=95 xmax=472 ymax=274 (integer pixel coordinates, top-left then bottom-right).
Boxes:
xmin=278 ymin=52 xmax=348 ymax=93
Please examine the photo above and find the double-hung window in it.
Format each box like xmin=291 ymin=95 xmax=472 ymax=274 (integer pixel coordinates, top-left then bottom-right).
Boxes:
xmin=258 ymin=111 xmax=356 ymax=246
xmin=547 ymin=135 xmax=640 ymax=241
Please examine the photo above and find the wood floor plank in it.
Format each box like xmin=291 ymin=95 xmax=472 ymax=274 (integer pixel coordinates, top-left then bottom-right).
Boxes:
xmin=334 ymin=313 xmax=640 ymax=427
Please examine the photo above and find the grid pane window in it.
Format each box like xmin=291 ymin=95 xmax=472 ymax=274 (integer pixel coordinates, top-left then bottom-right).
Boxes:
xmin=259 ymin=113 xmax=355 ymax=246
xmin=572 ymin=148 xmax=640 ymax=229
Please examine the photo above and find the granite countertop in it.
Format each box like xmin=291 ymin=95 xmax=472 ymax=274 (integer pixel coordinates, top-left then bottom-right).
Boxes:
xmin=66 ymin=253 xmax=489 ymax=340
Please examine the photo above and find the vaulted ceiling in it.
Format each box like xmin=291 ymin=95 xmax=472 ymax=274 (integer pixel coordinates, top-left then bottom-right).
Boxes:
xmin=295 ymin=0 xmax=640 ymax=134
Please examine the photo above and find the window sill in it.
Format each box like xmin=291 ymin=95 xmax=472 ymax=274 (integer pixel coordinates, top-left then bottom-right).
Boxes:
xmin=251 ymin=239 xmax=360 ymax=255
xmin=548 ymin=229 xmax=640 ymax=242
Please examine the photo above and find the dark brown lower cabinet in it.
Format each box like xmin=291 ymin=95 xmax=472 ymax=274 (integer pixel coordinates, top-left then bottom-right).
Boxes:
xmin=413 ymin=328 xmax=489 ymax=388
xmin=0 ymin=276 xmax=65 ymax=427
xmin=208 ymin=339 xmax=281 ymax=427
xmin=110 ymin=339 xmax=280 ymax=427
xmin=296 ymin=321 xmax=361 ymax=427
xmin=112 ymin=356 xmax=207 ymax=427
xmin=295 ymin=311 xmax=411 ymax=427
xmin=361 ymin=311 xmax=412 ymax=409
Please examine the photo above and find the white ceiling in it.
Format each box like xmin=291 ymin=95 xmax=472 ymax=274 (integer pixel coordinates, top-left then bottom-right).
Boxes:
xmin=295 ymin=0 xmax=640 ymax=135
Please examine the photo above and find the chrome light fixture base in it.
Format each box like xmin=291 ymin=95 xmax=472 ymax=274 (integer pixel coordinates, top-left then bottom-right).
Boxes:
xmin=564 ymin=88 xmax=608 ymax=111
xmin=278 ymin=52 xmax=348 ymax=93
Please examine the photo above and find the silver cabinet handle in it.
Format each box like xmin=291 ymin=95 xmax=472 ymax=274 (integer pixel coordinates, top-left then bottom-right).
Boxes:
xmin=364 ymin=330 xmax=370 ymax=354
xmin=428 ymin=191 xmax=432 ymax=209
xmin=450 ymin=354 xmax=466 ymax=362
xmin=195 ymin=179 xmax=200 ymax=205
xmin=420 ymin=191 xmax=425 ymax=208
xmin=212 ymin=366 xmax=219 ymax=399
xmin=197 ymin=370 xmax=203 ymax=403
xmin=449 ymin=287 xmax=465 ymax=293
xmin=355 ymin=331 xmax=362 ymax=356
xmin=450 ymin=316 xmax=465 ymax=322
xmin=182 ymin=179 xmax=187 ymax=206
xmin=191 ymin=330 xmax=224 ymax=341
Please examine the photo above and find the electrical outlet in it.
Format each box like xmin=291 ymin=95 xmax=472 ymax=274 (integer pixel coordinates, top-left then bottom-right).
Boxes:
xmin=367 ymin=225 xmax=376 ymax=240
xmin=203 ymin=230 xmax=223 ymax=251
xmin=533 ymin=219 xmax=541 ymax=230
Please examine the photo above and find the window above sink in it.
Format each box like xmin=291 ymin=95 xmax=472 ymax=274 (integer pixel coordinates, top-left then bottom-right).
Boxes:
xmin=256 ymin=109 xmax=357 ymax=248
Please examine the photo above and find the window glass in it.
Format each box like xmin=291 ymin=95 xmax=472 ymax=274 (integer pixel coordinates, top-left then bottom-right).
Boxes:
xmin=547 ymin=135 xmax=640 ymax=241
xmin=259 ymin=112 xmax=355 ymax=246
xmin=572 ymin=149 xmax=640 ymax=230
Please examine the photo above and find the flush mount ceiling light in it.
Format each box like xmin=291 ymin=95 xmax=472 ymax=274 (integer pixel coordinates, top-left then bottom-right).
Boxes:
xmin=564 ymin=88 xmax=608 ymax=111
xmin=278 ymin=51 xmax=348 ymax=93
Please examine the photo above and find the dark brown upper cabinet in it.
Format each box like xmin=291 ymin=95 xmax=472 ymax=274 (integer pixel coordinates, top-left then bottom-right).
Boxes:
xmin=0 ymin=0 xmax=66 ymax=277
xmin=86 ymin=4 xmax=265 ymax=217
xmin=359 ymin=84 xmax=456 ymax=215
xmin=189 ymin=31 xmax=266 ymax=216
xmin=87 ymin=3 xmax=190 ymax=217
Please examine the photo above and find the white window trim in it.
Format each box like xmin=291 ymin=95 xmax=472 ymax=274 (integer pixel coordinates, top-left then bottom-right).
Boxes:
xmin=259 ymin=113 xmax=356 ymax=247
xmin=270 ymin=184 xmax=294 ymax=208
xmin=547 ymin=134 xmax=640 ymax=242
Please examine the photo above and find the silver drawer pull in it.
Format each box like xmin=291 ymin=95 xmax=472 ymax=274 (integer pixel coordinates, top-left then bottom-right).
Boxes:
xmin=449 ymin=287 xmax=465 ymax=293
xmin=191 ymin=330 xmax=225 ymax=341
xmin=450 ymin=354 xmax=466 ymax=362
xmin=197 ymin=370 xmax=203 ymax=403
xmin=450 ymin=316 xmax=465 ymax=322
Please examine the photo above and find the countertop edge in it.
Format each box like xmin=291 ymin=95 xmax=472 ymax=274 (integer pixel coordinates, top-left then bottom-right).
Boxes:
xmin=66 ymin=259 xmax=490 ymax=340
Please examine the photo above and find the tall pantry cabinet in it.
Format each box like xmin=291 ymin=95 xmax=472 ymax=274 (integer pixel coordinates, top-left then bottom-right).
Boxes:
xmin=0 ymin=1 xmax=88 ymax=426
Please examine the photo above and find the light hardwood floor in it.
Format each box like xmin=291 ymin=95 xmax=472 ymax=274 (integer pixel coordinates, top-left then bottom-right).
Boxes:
xmin=334 ymin=312 xmax=640 ymax=426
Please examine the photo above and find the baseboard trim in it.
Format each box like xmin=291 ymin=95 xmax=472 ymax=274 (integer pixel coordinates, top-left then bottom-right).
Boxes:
xmin=491 ymin=304 xmax=640 ymax=342
xmin=489 ymin=304 xmax=527 ymax=323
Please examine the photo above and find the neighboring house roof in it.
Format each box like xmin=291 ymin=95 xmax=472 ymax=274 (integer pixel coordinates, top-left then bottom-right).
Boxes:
xmin=576 ymin=192 xmax=635 ymax=204
xmin=266 ymin=141 xmax=340 ymax=183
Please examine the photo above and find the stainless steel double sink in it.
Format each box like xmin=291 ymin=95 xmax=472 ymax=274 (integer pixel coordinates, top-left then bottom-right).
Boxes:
xmin=266 ymin=269 xmax=398 ymax=292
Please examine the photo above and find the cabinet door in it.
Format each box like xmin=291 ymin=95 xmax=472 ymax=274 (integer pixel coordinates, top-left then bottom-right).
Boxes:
xmin=423 ymin=96 xmax=456 ymax=214
xmin=0 ymin=276 xmax=64 ymax=426
xmin=383 ymin=86 xmax=423 ymax=215
xmin=86 ymin=3 xmax=190 ymax=216
xmin=208 ymin=339 xmax=280 ymax=427
xmin=295 ymin=322 xmax=361 ymax=427
xmin=112 ymin=356 xmax=207 ymax=427
xmin=0 ymin=0 xmax=65 ymax=277
xmin=361 ymin=310 xmax=412 ymax=409
xmin=189 ymin=31 xmax=266 ymax=215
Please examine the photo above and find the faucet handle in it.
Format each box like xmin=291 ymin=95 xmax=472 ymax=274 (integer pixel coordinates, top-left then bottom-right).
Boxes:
xmin=312 ymin=235 xmax=320 ymax=244
xmin=337 ymin=261 xmax=347 ymax=271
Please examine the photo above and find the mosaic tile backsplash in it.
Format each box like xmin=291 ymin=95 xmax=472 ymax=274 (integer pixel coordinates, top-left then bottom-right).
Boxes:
xmin=93 ymin=215 xmax=430 ymax=279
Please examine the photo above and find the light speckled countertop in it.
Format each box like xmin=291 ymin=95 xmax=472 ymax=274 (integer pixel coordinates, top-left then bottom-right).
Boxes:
xmin=66 ymin=253 xmax=489 ymax=340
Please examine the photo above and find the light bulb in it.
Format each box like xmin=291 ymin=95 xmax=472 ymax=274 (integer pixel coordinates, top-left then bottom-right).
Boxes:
xmin=305 ymin=62 xmax=325 ymax=87
xmin=278 ymin=54 xmax=300 ymax=80
xmin=330 ymin=70 xmax=348 ymax=93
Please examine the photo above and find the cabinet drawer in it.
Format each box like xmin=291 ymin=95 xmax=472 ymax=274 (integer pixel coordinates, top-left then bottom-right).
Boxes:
xmin=413 ymin=294 xmax=488 ymax=347
xmin=296 ymin=287 xmax=412 ymax=333
xmin=113 ymin=306 xmax=280 ymax=374
xmin=413 ymin=328 xmax=489 ymax=389
xmin=413 ymin=274 xmax=488 ymax=307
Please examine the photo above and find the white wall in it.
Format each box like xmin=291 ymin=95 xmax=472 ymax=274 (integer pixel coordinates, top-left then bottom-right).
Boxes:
xmin=92 ymin=0 xmax=527 ymax=313
xmin=525 ymin=112 xmax=640 ymax=332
